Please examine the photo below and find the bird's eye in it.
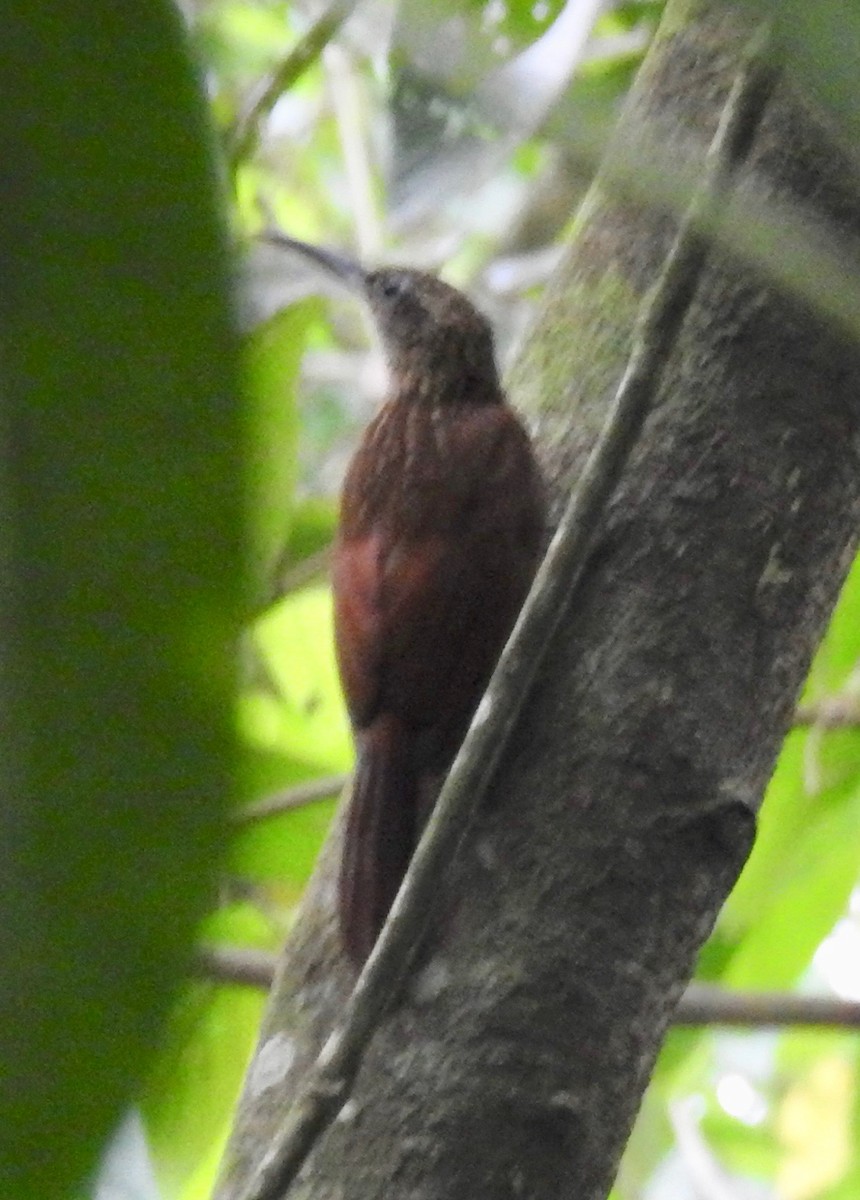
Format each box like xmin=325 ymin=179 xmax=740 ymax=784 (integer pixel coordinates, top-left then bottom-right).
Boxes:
xmin=381 ymin=276 xmax=405 ymax=299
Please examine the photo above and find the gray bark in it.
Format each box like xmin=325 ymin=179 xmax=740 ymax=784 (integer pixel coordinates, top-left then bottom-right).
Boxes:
xmin=218 ymin=2 xmax=860 ymax=1197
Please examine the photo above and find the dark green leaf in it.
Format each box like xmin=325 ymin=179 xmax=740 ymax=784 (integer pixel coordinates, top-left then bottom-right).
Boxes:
xmin=0 ymin=4 xmax=239 ymax=1197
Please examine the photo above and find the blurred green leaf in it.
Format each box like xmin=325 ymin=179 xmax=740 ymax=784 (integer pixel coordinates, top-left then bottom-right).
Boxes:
xmin=717 ymin=556 xmax=860 ymax=987
xmin=723 ymin=769 xmax=860 ymax=989
xmin=245 ymin=301 xmax=318 ymax=607
xmin=283 ymin=496 xmax=337 ymax=566
xmin=233 ymin=584 xmax=350 ymax=885
xmin=144 ymin=907 xmax=272 ymax=1200
xmin=802 ymin=554 xmax=860 ymax=700
xmin=778 ymin=1027 xmax=856 ymax=1079
xmin=699 ymin=1105 xmax=779 ymax=1180
xmin=151 ymin=577 xmax=353 ymax=1196
xmin=145 ymin=983 xmax=265 ymax=1200
xmin=0 ymin=4 xmax=239 ymax=1199
xmin=203 ymin=0 xmax=293 ymax=75
xmin=601 ymin=2 xmax=665 ymax=33
xmin=740 ymin=0 xmax=860 ymax=146
xmin=232 ymin=796 xmax=337 ymax=890
xmin=490 ymin=0 xmax=565 ymax=44
xmin=249 ymin=585 xmax=351 ymax=771
xmin=566 ymin=52 xmax=644 ymax=110
xmin=236 ymin=740 xmax=313 ymax=805
xmin=773 ymin=1034 xmax=857 ymax=1198
xmin=827 ymin=1172 xmax=860 ymax=1200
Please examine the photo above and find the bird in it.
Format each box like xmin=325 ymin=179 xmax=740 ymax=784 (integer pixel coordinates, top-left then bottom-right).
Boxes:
xmin=266 ymin=233 xmax=545 ymax=967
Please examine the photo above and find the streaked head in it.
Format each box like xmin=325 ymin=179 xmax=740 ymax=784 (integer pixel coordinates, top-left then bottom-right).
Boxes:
xmin=262 ymin=232 xmax=500 ymax=397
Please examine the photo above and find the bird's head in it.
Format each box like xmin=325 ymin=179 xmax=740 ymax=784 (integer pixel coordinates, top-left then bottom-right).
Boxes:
xmin=262 ymin=233 xmax=500 ymax=401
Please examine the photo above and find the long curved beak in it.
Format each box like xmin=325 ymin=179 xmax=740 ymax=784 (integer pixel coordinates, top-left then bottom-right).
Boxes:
xmin=259 ymin=230 xmax=366 ymax=292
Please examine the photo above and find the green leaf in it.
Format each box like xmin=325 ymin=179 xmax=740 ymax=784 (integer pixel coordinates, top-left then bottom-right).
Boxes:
xmin=722 ymin=749 xmax=860 ymax=989
xmin=233 ymin=584 xmax=351 ymax=885
xmin=699 ymin=1105 xmax=779 ymax=1180
xmin=144 ymin=908 xmax=272 ymax=1200
xmin=284 ymin=496 xmax=337 ymax=567
xmin=599 ymin=2 xmax=665 ymax=33
xmin=739 ymin=0 xmax=860 ymax=146
xmin=232 ymin=792 xmax=338 ymax=890
xmin=802 ymin=553 xmax=860 ymax=700
xmin=717 ymin=557 xmax=860 ymax=987
xmin=772 ymin=1032 xmax=857 ymax=1197
xmin=145 ymin=982 xmax=266 ymax=1200
xmin=0 ymin=5 xmax=239 ymax=1198
xmin=248 ymin=585 xmax=351 ymax=774
xmin=245 ymin=301 xmax=318 ymax=608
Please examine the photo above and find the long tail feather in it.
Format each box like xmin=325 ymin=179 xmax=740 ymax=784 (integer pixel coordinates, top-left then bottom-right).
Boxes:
xmin=339 ymin=715 xmax=417 ymax=967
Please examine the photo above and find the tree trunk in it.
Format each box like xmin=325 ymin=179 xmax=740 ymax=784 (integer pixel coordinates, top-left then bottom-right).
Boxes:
xmin=217 ymin=1 xmax=860 ymax=1197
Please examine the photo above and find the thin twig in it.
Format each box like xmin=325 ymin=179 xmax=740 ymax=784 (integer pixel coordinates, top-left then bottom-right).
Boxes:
xmin=234 ymin=773 xmax=349 ymax=827
xmin=196 ymin=945 xmax=278 ymax=990
xmin=793 ymin=696 xmax=860 ymax=729
xmin=678 ymin=984 xmax=860 ymax=1028
xmin=195 ymin=949 xmax=860 ymax=1030
xmin=227 ymin=0 xmax=359 ymax=172
xmin=194 ymin=952 xmax=860 ymax=1030
xmin=241 ymin=29 xmax=777 ymax=1200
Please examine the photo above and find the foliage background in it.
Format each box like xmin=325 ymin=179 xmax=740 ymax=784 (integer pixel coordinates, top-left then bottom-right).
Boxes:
xmin=4 ymin=2 xmax=860 ymax=1199
xmin=190 ymin=3 xmax=860 ymax=1199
